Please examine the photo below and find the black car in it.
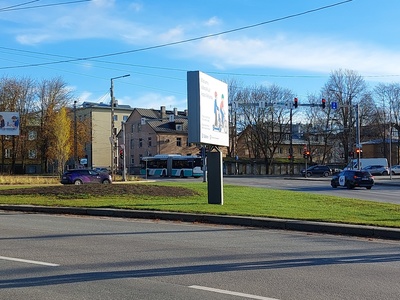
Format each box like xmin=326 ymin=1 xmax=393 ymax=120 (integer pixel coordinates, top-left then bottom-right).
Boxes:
xmin=331 ymin=170 xmax=374 ymax=189
xmin=301 ymin=165 xmax=331 ymax=177
xmin=61 ymin=169 xmax=112 ymax=185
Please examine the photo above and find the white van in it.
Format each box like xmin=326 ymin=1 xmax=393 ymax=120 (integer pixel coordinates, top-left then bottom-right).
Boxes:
xmin=345 ymin=158 xmax=388 ymax=170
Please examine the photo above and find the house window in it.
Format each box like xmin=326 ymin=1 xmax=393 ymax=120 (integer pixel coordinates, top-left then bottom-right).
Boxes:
xmin=176 ymin=124 xmax=183 ymax=131
xmin=28 ymin=149 xmax=37 ymax=159
xmin=148 ymin=137 xmax=152 ymax=147
xmin=28 ymin=130 xmax=37 ymax=141
xmin=130 ymin=139 xmax=134 ymax=149
xmin=131 ymin=124 xmax=135 ymax=133
xmin=123 ymin=115 xmax=128 ymax=122
xmin=139 ymin=138 xmax=143 ymax=148
xmin=114 ymin=115 xmax=118 ymax=121
xmin=130 ymin=155 xmax=134 ymax=164
xmin=176 ymin=137 xmax=182 ymax=147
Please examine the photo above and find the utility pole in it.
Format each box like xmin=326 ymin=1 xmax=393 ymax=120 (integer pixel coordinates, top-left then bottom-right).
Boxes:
xmin=74 ymin=100 xmax=78 ymax=169
xmin=110 ymin=74 xmax=130 ymax=180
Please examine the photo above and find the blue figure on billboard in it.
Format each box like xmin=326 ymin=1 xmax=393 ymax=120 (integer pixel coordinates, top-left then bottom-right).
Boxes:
xmin=10 ymin=115 xmax=19 ymax=129
xmin=213 ymin=92 xmax=227 ymax=133
xmin=214 ymin=91 xmax=219 ymax=127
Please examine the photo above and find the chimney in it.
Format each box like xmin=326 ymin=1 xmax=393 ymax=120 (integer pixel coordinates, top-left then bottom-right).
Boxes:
xmin=161 ymin=106 xmax=166 ymax=119
xmin=174 ymin=107 xmax=178 ymax=116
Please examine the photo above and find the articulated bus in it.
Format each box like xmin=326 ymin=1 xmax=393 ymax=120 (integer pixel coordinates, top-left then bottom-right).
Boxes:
xmin=140 ymin=154 xmax=203 ymax=178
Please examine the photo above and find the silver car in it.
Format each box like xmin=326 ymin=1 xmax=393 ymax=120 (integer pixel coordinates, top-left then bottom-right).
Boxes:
xmin=390 ymin=165 xmax=400 ymax=175
xmin=361 ymin=165 xmax=389 ymax=176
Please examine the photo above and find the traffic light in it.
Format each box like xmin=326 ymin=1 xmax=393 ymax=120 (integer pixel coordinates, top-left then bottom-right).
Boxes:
xmin=355 ymin=148 xmax=363 ymax=158
xmin=303 ymin=150 xmax=310 ymax=159
xmin=293 ymin=97 xmax=298 ymax=108
xmin=119 ymin=149 xmax=124 ymax=159
xmin=321 ymin=98 xmax=326 ymax=109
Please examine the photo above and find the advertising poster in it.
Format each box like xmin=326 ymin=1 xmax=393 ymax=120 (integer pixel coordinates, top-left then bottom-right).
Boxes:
xmin=0 ymin=112 xmax=20 ymax=136
xmin=187 ymin=71 xmax=229 ymax=147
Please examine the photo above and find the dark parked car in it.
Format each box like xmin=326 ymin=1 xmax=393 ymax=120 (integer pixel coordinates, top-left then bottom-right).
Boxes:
xmin=61 ymin=169 xmax=112 ymax=185
xmin=301 ymin=165 xmax=331 ymax=177
xmin=331 ymin=170 xmax=374 ymax=189
xmin=361 ymin=165 xmax=389 ymax=176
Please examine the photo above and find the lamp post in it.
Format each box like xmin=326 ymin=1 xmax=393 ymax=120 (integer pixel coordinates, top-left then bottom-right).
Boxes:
xmin=110 ymin=74 xmax=130 ymax=180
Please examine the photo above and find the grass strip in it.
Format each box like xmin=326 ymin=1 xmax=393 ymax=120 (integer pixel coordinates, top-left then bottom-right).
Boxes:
xmin=0 ymin=182 xmax=399 ymax=228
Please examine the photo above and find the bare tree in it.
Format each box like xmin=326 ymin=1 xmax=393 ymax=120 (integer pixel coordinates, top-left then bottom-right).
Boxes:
xmin=374 ymin=83 xmax=400 ymax=164
xmin=323 ymin=69 xmax=369 ymax=164
xmin=236 ymin=84 xmax=294 ymax=173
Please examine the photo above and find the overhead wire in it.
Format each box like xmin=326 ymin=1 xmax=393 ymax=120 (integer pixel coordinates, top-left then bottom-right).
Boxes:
xmin=0 ymin=0 xmax=92 ymax=12
xmin=0 ymin=0 xmax=352 ymax=70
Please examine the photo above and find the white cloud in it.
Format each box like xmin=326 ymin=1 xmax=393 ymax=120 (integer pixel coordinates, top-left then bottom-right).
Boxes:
xmin=204 ymin=16 xmax=221 ymax=27
xmin=121 ymin=93 xmax=186 ymax=110
xmin=185 ymin=34 xmax=400 ymax=77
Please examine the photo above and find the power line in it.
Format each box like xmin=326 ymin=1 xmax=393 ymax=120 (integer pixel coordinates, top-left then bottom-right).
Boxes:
xmin=0 ymin=0 xmax=352 ymax=70
xmin=0 ymin=0 xmax=91 ymax=12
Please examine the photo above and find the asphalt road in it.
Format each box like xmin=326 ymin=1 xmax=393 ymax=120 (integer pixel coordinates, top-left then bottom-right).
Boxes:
xmin=222 ymin=176 xmax=400 ymax=204
xmin=1 ymin=211 xmax=400 ymax=300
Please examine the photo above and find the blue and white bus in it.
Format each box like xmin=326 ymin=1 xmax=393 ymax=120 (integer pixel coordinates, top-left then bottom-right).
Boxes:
xmin=140 ymin=154 xmax=203 ymax=178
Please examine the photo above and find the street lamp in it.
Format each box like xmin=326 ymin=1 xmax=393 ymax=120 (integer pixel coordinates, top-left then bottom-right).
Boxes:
xmin=110 ymin=74 xmax=130 ymax=179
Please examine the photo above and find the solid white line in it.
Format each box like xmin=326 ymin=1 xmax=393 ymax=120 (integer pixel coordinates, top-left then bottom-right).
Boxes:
xmin=0 ymin=255 xmax=59 ymax=267
xmin=189 ymin=285 xmax=280 ymax=300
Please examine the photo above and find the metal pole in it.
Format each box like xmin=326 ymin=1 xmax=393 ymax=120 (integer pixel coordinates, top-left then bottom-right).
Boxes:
xmin=73 ymin=100 xmax=77 ymax=169
xmin=122 ymin=121 xmax=127 ymax=181
xmin=289 ymin=107 xmax=293 ymax=175
xmin=110 ymin=74 xmax=130 ymax=181
xmin=356 ymin=103 xmax=360 ymax=170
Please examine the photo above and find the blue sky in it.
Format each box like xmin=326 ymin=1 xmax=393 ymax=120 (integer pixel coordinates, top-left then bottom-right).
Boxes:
xmin=1 ymin=0 xmax=400 ymax=111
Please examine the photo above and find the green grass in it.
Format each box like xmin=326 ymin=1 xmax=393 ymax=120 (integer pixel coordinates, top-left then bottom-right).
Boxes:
xmin=0 ymin=181 xmax=399 ymax=228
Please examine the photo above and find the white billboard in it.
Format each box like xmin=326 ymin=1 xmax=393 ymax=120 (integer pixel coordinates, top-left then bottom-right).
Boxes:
xmin=187 ymin=71 xmax=229 ymax=147
xmin=0 ymin=112 xmax=20 ymax=136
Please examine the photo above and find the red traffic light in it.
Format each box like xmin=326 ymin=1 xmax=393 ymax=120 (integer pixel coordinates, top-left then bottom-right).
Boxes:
xmin=321 ymin=98 xmax=326 ymax=109
xmin=293 ymin=97 xmax=298 ymax=108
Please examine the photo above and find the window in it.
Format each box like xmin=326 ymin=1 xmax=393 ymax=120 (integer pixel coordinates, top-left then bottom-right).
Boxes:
xmin=130 ymin=138 xmax=134 ymax=149
xmin=139 ymin=138 xmax=143 ymax=148
xmin=4 ymin=149 xmax=11 ymax=158
xmin=28 ymin=149 xmax=37 ymax=159
xmin=148 ymin=137 xmax=152 ymax=147
xmin=114 ymin=115 xmax=118 ymax=121
xmin=176 ymin=124 xmax=183 ymax=131
xmin=131 ymin=124 xmax=135 ymax=133
xmin=123 ymin=115 xmax=128 ymax=122
xmin=130 ymin=155 xmax=134 ymax=164
xmin=176 ymin=137 xmax=182 ymax=147
xmin=28 ymin=131 xmax=37 ymax=141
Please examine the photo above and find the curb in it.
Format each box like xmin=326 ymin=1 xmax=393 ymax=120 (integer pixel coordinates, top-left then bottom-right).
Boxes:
xmin=2 ymin=205 xmax=400 ymax=241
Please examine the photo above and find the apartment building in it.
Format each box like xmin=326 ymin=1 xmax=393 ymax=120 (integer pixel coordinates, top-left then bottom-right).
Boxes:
xmin=76 ymin=101 xmax=133 ymax=169
xmin=120 ymin=106 xmax=200 ymax=174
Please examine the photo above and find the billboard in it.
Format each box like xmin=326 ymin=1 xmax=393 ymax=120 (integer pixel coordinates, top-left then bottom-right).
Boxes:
xmin=187 ymin=71 xmax=229 ymax=147
xmin=0 ymin=112 xmax=20 ymax=136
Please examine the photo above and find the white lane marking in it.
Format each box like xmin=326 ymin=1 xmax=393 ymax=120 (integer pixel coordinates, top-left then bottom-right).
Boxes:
xmin=189 ymin=285 xmax=280 ymax=300
xmin=0 ymin=256 xmax=59 ymax=267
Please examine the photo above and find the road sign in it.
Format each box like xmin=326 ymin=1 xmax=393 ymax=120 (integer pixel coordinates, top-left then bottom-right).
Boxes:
xmin=331 ymin=101 xmax=338 ymax=109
